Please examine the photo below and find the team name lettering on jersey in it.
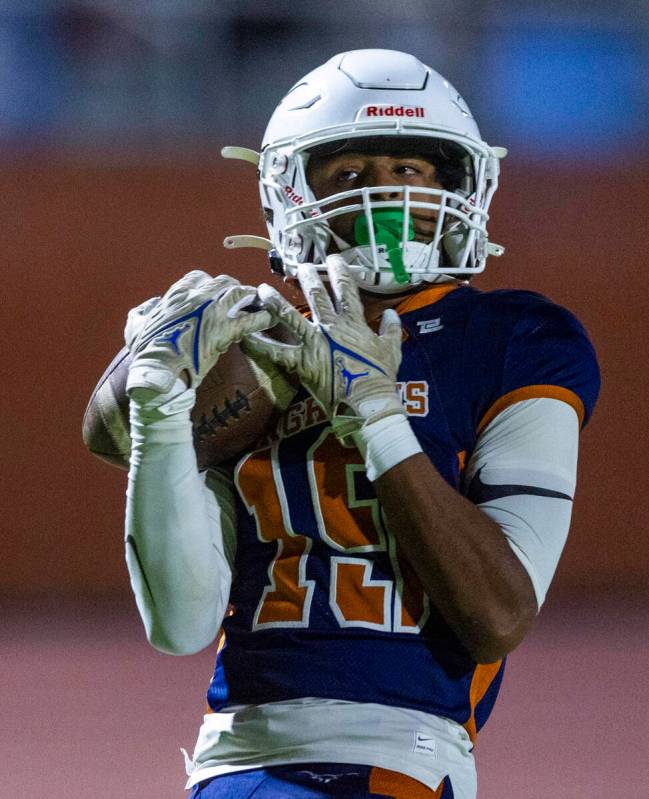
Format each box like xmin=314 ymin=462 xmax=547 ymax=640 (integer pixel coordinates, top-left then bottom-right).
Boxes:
xmin=278 ymin=396 xmax=328 ymax=438
xmin=396 ymin=381 xmax=429 ymax=416
xmin=277 ymin=384 xmax=429 ymax=439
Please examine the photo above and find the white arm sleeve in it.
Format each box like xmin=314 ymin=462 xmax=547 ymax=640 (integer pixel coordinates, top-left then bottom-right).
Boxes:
xmin=125 ymin=383 xmax=237 ymax=655
xmin=465 ymin=398 xmax=580 ymax=609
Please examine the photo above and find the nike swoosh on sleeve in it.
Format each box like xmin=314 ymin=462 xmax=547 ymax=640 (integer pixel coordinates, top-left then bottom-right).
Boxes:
xmin=466 ymin=468 xmax=573 ymax=504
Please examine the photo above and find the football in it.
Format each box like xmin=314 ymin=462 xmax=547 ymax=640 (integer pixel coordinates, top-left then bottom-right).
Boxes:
xmin=82 ymin=343 xmax=298 ymax=471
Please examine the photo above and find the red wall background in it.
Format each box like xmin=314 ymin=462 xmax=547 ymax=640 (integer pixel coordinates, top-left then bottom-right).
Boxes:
xmin=3 ymin=157 xmax=648 ymax=600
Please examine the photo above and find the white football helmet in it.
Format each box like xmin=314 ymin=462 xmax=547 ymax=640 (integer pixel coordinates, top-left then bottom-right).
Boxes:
xmin=224 ymin=49 xmax=506 ymax=295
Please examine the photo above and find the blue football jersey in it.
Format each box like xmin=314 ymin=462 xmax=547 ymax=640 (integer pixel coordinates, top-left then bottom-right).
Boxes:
xmin=206 ymin=283 xmax=600 ymax=742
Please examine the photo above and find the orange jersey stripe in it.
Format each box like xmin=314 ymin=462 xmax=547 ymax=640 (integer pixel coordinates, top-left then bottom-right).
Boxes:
xmin=457 ymin=450 xmax=467 ymax=473
xmin=463 ymin=660 xmax=503 ymax=743
xmin=477 ymin=385 xmax=585 ymax=434
xmin=396 ymin=282 xmax=460 ymax=316
xmin=369 ymin=767 xmax=441 ymax=797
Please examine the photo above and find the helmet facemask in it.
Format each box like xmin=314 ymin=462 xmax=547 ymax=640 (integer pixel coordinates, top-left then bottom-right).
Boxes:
xmin=259 ymin=132 xmax=501 ymax=294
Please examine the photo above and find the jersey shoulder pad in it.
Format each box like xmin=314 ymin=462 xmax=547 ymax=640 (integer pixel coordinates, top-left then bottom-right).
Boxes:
xmin=473 ymin=289 xmax=600 ymax=429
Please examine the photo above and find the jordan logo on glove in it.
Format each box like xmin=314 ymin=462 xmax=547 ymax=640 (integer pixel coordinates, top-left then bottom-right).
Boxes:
xmin=335 ymin=356 xmax=370 ymax=398
xmin=155 ymin=323 xmax=192 ymax=356
xmin=137 ymin=300 xmax=213 ymax=375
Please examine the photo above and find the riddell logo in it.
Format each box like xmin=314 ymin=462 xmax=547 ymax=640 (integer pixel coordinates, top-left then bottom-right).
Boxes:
xmin=283 ymin=185 xmax=304 ymax=205
xmin=363 ymin=105 xmax=425 ymax=118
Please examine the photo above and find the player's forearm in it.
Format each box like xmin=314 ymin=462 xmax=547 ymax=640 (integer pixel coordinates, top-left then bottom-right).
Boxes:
xmin=375 ymin=452 xmax=537 ymax=663
xmin=126 ymin=394 xmax=232 ymax=655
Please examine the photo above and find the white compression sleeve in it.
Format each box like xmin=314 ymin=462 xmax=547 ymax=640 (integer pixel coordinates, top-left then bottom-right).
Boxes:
xmin=125 ymin=381 xmax=237 ymax=655
xmin=465 ymin=398 xmax=580 ymax=609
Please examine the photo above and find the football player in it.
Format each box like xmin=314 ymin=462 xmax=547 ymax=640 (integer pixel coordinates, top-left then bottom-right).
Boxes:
xmin=122 ymin=50 xmax=600 ymax=798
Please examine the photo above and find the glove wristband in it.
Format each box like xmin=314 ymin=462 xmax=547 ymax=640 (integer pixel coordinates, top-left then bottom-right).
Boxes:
xmin=353 ymin=413 xmax=423 ymax=482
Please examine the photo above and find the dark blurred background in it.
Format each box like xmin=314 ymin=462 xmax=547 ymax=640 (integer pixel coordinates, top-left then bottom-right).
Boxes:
xmin=3 ymin=1 xmax=648 ymax=797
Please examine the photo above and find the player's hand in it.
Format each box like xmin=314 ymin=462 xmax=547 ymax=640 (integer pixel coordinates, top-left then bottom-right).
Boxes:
xmin=125 ymin=270 xmax=273 ymax=395
xmin=244 ymin=255 xmax=405 ymax=439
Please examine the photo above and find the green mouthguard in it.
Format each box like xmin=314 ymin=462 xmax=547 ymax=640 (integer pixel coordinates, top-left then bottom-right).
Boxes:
xmin=354 ymin=209 xmax=414 ymax=284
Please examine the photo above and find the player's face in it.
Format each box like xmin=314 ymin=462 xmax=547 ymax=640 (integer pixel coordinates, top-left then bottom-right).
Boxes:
xmin=306 ymin=153 xmax=443 ymax=245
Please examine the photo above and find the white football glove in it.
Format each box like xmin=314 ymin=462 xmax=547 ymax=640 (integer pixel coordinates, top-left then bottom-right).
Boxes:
xmin=125 ymin=270 xmax=273 ymax=396
xmin=243 ymin=255 xmax=406 ymax=440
